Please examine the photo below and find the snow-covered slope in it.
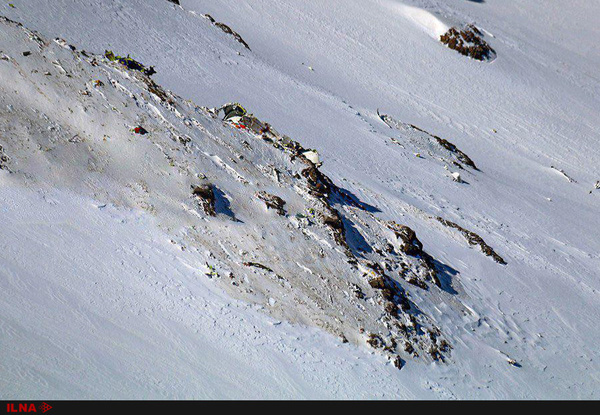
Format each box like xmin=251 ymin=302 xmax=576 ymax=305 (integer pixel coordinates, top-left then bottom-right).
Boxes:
xmin=1 ymin=0 xmax=599 ymax=399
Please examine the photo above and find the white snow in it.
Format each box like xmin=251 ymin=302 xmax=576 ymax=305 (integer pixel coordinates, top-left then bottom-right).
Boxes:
xmin=385 ymin=2 xmax=450 ymax=38
xmin=0 ymin=186 xmax=423 ymax=399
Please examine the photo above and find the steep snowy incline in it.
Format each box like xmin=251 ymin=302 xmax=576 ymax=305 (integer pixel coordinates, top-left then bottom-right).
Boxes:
xmin=0 ymin=15 xmax=455 ymax=399
xmin=0 ymin=186 xmax=428 ymax=400
xmin=1 ymin=0 xmax=599 ymax=399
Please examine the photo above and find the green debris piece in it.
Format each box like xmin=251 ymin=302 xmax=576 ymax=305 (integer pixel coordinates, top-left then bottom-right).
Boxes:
xmin=104 ymin=50 xmax=156 ymax=76
xmin=104 ymin=50 xmax=116 ymax=61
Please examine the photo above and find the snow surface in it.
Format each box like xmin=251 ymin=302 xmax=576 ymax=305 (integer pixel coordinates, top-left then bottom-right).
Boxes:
xmin=0 ymin=186 xmax=426 ymax=399
xmin=1 ymin=0 xmax=599 ymax=399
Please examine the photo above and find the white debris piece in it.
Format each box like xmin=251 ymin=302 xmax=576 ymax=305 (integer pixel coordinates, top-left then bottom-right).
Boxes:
xmin=302 ymin=149 xmax=320 ymax=165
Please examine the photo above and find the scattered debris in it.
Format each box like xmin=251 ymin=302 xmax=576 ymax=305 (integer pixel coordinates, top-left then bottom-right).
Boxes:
xmin=0 ymin=13 xmax=460 ymax=377
xmin=54 ymin=38 xmax=76 ymax=51
xmin=205 ymin=263 xmax=218 ymax=278
xmin=301 ymin=149 xmax=321 ymax=166
xmin=105 ymin=50 xmax=156 ymax=76
xmin=133 ymin=126 xmax=148 ymax=135
xmin=217 ymin=102 xmax=247 ymax=123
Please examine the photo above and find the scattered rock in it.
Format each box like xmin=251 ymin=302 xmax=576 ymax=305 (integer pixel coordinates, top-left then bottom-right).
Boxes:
xmin=243 ymin=262 xmax=274 ymax=273
xmin=192 ymin=183 xmax=216 ymax=216
xmin=551 ymin=165 xmax=577 ymax=183
xmin=255 ymin=190 xmax=286 ymax=215
xmin=368 ymin=276 xmax=387 ymax=290
xmin=435 ymin=135 xmax=478 ymax=170
xmin=301 ymin=164 xmax=332 ymax=198
xmin=387 ymin=222 xmax=440 ymax=288
xmin=384 ymin=302 xmax=398 ymax=317
xmin=392 ymin=356 xmax=404 ymax=370
xmin=203 ymin=14 xmax=250 ymax=50
xmin=350 ymin=283 xmax=365 ymax=299
xmin=387 ymin=223 xmax=423 ymax=256
xmin=366 ymin=333 xmax=384 ymax=348
xmin=437 ymin=217 xmax=506 ymax=264
xmin=0 ymin=145 xmax=9 ymax=170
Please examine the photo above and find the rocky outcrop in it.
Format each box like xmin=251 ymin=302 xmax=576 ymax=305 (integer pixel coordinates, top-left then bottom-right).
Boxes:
xmin=192 ymin=184 xmax=216 ymax=216
xmin=387 ymin=222 xmax=441 ymax=288
xmin=440 ymin=25 xmax=495 ymax=61
xmin=379 ymin=112 xmax=478 ymax=171
xmin=437 ymin=217 xmax=507 ymax=264
xmin=255 ymin=190 xmax=286 ymax=215
xmin=0 ymin=15 xmax=456 ymax=372
xmin=203 ymin=14 xmax=251 ymax=50
xmin=0 ymin=145 xmax=9 ymax=171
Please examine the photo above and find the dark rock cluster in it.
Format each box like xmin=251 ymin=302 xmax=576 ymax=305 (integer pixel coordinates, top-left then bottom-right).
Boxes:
xmin=440 ymin=25 xmax=495 ymax=61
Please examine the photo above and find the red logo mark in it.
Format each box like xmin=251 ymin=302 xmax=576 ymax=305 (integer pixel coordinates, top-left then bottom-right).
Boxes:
xmin=38 ymin=403 xmax=51 ymax=413
xmin=5 ymin=403 xmax=51 ymax=413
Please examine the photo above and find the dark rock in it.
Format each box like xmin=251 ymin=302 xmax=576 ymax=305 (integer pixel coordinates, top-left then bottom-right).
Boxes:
xmin=368 ymin=276 xmax=387 ymax=289
xmin=301 ymin=165 xmax=332 ymax=198
xmin=392 ymin=356 xmax=404 ymax=370
xmin=192 ymin=184 xmax=216 ymax=216
xmin=436 ymin=217 xmax=506 ymax=264
xmin=243 ymin=262 xmax=274 ymax=272
xmin=255 ymin=191 xmax=286 ymax=215
xmin=440 ymin=25 xmax=495 ymax=61
xmin=384 ymin=302 xmax=398 ymax=317
xmin=366 ymin=333 xmax=383 ymax=348
xmin=387 ymin=222 xmax=423 ymax=255
xmin=204 ymin=14 xmax=251 ymax=50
